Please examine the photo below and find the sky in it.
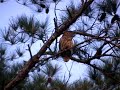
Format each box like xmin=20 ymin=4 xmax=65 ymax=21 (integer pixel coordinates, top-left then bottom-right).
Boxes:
xmin=0 ymin=0 xmax=88 ymax=83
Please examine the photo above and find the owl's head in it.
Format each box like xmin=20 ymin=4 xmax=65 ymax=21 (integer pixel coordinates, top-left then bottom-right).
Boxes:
xmin=63 ymin=31 xmax=75 ymax=37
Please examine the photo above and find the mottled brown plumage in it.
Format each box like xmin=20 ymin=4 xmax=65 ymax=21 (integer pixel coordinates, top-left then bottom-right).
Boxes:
xmin=59 ymin=31 xmax=75 ymax=62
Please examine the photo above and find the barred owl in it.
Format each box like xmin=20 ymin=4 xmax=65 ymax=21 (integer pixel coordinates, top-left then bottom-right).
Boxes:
xmin=59 ymin=31 xmax=75 ymax=62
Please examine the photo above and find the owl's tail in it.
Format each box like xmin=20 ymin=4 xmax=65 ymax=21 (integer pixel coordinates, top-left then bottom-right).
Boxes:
xmin=63 ymin=56 xmax=70 ymax=62
xmin=61 ymin=49 xmax=72 ymax=62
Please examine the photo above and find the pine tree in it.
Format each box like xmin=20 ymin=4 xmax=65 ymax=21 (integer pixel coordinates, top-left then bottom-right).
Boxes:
xmin=0 ymin=0 xmax=120 ymax=90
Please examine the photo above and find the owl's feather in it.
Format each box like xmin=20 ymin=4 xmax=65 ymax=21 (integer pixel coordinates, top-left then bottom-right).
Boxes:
xmin=59 ymin=31 xmax=74 ymax=62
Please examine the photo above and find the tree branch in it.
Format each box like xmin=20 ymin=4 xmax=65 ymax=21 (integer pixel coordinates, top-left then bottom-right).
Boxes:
xmin=70 ymin=57 xmax=120 ymax=84
xmin=28 ymin=44 xmax=33 ymax=59
xmin=73 ymin=31 xmax=120 ymax=48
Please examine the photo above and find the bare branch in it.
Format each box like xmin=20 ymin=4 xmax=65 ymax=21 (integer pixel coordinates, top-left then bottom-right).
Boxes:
xmin=27 ymin=44 xmax=33 ymax=59
xmin=70 ymin=57 xmax=120 ymax=84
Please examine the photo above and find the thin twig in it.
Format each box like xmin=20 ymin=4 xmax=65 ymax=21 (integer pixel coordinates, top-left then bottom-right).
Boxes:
xmin=65 ymin=61 xmax=74 ymax=85
xmin=28 ymin=44 xmax=33 ymax=60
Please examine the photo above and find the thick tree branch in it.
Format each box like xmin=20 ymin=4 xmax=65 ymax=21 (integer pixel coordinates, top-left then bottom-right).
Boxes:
xmin=4 ymin=0 xmax=94 ymax=90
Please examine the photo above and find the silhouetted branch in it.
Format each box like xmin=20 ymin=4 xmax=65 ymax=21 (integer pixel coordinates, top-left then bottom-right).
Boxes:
xmin=64 ymin=61 xmax=74 ymax=85
xmin=70 ymin=57 xmax=120 ymax=84
xmin=28 ymin=44 xmax=33 ymax=60
xmin=73 ymin=31 xmax=120 ymax=48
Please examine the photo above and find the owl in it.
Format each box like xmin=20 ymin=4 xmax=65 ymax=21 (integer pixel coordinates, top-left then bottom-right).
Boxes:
xmin=59 ymin=31 xmax=75 ymax=62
